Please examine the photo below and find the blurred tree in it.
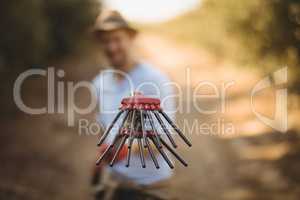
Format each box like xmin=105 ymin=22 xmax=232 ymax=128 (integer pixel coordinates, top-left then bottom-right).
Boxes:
xmin=226 ymin=0 xmax=300 ymax=70
xmin=0 ymin=0 xmax=100 ymax=114
xmin=213 ymin=0 xmax=300 ymax=88
xmin=45 ymin=0 xmax=100 ymax=62
xmin=155 ymin=0 xmax=300 ymax=88
xmin=0 ymin=0 xmax=100 ymax=70
xmin=0 ymin=0 xmax=48 ymax=69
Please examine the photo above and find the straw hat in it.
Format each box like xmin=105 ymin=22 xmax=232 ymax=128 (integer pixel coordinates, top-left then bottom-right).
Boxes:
xmin=93 ymin=10 xmax=137 ymax=36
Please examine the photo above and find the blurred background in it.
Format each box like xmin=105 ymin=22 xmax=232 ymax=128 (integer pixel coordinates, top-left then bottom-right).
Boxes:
xmin=1 ymin=0 xmax=300 ymax=199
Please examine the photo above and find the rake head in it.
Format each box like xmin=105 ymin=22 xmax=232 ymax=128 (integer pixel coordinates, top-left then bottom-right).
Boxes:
xmin=96 ymin=93 xmax=192 ymax=169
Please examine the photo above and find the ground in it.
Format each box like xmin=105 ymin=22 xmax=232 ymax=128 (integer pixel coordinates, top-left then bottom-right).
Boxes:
xmin=1 ymin=33 xmax=300 ymax=200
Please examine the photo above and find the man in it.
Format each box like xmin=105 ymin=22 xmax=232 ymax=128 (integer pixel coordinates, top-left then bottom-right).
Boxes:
xmin=91 ymin=10 xmax=176 ymax=200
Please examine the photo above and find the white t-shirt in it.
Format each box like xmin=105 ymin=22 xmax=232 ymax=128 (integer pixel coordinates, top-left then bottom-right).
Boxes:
xmin=92 ymin=62 xmax=176 ymax=185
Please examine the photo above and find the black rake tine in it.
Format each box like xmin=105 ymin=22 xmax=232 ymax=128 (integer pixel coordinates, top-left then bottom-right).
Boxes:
xmin=159 ymin=110 xmax=192 ymax=147
xmin=119 ymin=110 xmax=130 ymax=133
xmin=126 ymin=137 xmax=134 ymax=167
xmin=145 ymin=137 xmax=160 ymax=169
xmin=153 ymin=111 xmax=177 ymax=148
xmin=150 ymin=137 xmax=174 ymax=169
xmin=128 ymin=110 xmax=136 ymax=147
xmin=126 ymin=110 xmax=137 ymax=167
xmin=147 ymin=111 xmax=162 ymax=148
xmin=140 ymin=110 xmax=147 ymax=148
xmin=96 ymin=110 xmax=129 ymax=165
xmin=137 ymin=138 xmax=146 ymax=168
xmin=96 ymin=146 xmax=111 ymax=165
xmin=110 ymin=135 xmax=128 ymax=167
xmin=97 ymin=110 xmax=124 ymax=146
xmin=96 ymin=111 xmax=130 ymax=165
xmin=159 ymin=137 xmax=188 ymax=167
xmin=96 ymin=135 xmax=119 ymax=165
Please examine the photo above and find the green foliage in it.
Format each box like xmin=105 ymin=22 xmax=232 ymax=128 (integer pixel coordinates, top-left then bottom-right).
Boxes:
xmin=0 ymin=0 xmax=100 ymax=69
xmin=149 ymin=0 xmax=300 ymax=73
xmin=208 ymin=0 xmax=300 ymax=85
xmin=228 ymin=0 xmax=300 ymax=68
xmin=143 ymin=0 xmax=300 ymax=88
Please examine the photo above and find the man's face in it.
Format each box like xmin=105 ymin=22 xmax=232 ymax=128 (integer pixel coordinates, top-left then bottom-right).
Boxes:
xmin=100 ymin=29 xmax=134 ymax=68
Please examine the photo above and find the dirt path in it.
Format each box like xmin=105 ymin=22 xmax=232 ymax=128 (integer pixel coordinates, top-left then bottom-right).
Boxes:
xmin=137 ymin=33 xmax=300 ymax=199
xmin=1 ymin=33 xmax=300 ymax=200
